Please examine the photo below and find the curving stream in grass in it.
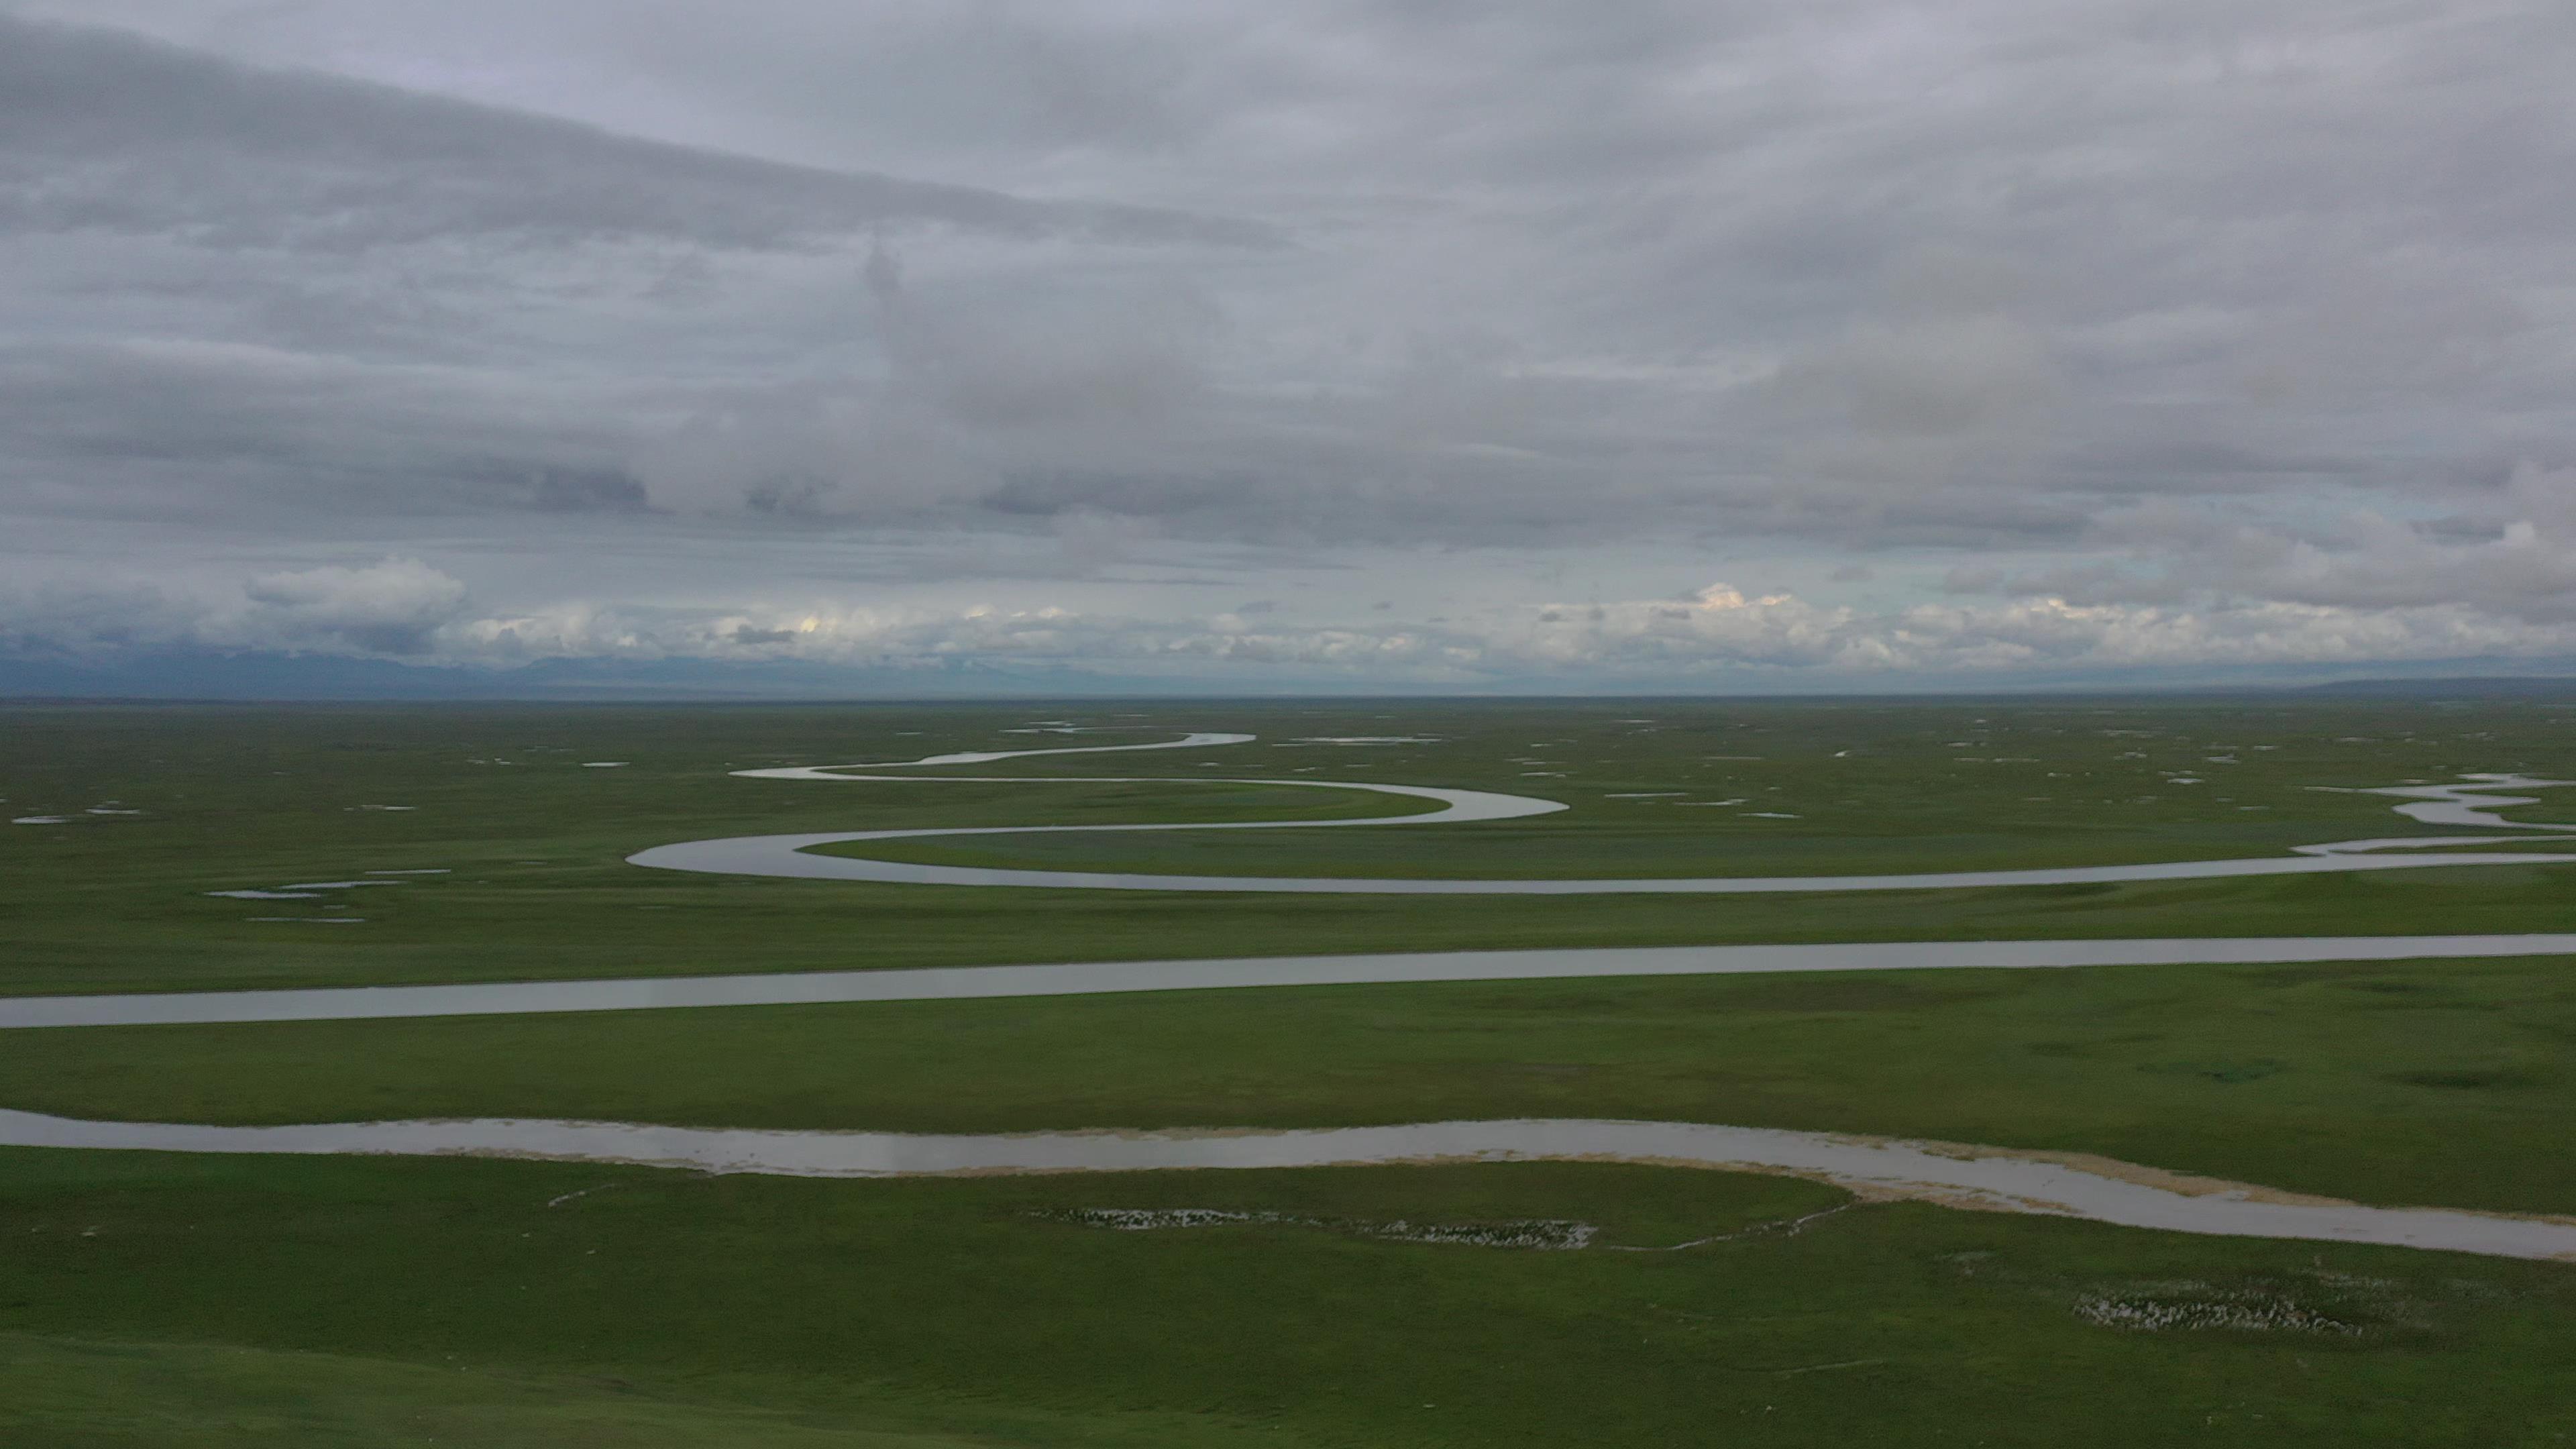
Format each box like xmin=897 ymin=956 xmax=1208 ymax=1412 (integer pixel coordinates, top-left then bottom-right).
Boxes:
xmin=13 ymin=733 xmax=2576 ymax=1263
xmin=5 ymin=1108 xmax=2571 ymax=1261
xmin=629 ymin=737 xmax=2576 ymax=894
xmin=11 ymin=740 xmax=2575 ymax=1030
xmin=11 ymin=934 xmax=2576 ymax=1030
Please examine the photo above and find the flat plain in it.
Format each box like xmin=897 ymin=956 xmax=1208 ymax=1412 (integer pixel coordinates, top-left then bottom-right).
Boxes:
xmin=7 ymin=696 xmax=2576 ymax=1446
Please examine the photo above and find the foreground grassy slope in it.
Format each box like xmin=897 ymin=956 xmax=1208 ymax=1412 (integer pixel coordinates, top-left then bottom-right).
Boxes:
xmin=7 ymin=1151 xmax=2575 ymax=1449
xmin=13 ymin=955 xmax=2576 ymax=1213
xmin=3 ymin=1334 xmax=1048 ymax=1449
xmin=4 ymin=698 xmax=2573 ymax=995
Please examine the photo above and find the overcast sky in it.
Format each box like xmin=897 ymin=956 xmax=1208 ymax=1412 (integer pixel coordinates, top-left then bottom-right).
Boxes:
xmin=5 ymin=1 xmax=2573 ymax=692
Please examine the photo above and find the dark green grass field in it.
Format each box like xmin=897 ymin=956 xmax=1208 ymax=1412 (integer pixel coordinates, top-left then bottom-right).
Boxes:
xmin=10 ymin=957 xmax=2576 ymax=1213
xmin=7 ymin=698 xmax=2576 ymax=1445
xmin=5 ymin=697 xmax=2573 ymax=996
xmin=9 ymin=1152 xmax=2576 ymax=1449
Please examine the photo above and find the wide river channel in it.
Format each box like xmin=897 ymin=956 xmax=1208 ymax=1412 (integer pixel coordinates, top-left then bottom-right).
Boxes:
xmin=12 ymin=731 xmax=2576 ymax=1263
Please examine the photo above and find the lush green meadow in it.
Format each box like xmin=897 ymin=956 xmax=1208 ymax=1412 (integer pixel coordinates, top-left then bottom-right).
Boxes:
xmin=9 ymin=955 xmax=2576 ymax=1214
xmin=5 ymin=698 xmax=2573 ymax=996
xmin=6 ymin=698 xmax=2576 ymax=1445
xmin=10 ymin=1151 xmax=2576 ymax=1449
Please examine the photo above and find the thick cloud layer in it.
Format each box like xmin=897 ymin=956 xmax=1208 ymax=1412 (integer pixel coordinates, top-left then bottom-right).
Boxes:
xmin=0 ymin=14 xmax=1273 ymax=251
xmin=3 ymin=2 xmax=2573 ymax=688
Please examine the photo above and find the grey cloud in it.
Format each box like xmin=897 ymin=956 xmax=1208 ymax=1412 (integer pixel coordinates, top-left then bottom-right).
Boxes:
xmin=867 ymin=239 xmax=1219 ymax=434
xmin=235 ymin=557 xmax=468 ymax=654
xmin=22 ymin=559 xmax=2574 ymax=688
xmin=0 ymin=578 xmax=201 ymax=658
xmin=1 ymin=557 xmax=469 ymax=658
xmin=2004 ymin=466 xmax=2576 ymax=623
xmin=17 ymin=4 xmax=2571 ymax=556
xmin=0 ymin=13 xmax=1279 ymax=254
xmin=468 ymin=462 xmax=652 ymax=514
xmin=6 ymin=2 xmax=2576 ymax=685
xmin=0 ymin=340 xmax=638 ymax=517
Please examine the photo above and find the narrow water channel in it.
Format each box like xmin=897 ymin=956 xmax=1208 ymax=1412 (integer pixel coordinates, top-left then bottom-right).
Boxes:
xmin=6 ymin=1109 xmax=2569 ymax=1262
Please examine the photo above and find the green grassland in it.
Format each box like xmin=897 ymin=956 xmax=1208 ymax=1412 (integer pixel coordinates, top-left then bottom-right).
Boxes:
xmin=5 ymin=698 xmax=2573 ymax=996
xmin=9 ymin=956 xmax=2575 ymax=1213
xmin=7 ymin=698 xmax=2576 ymax=1445
xmin=3 ymin=1334 xmax=1043 ymax=1449
xmin=8 ymin=1150 xmax=2576 ymax=1449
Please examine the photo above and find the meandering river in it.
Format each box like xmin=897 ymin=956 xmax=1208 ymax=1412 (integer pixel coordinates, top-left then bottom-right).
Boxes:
xmin=14 ymin=733 xmax=2576 ymax=1263
xmin=631 ymin=739 xmax=2576 ymax=895
xmin=10 ymin=934 xmax=2576 ymax=1029
xmin=5 ymin=1108 xmax=2569 ymax=1261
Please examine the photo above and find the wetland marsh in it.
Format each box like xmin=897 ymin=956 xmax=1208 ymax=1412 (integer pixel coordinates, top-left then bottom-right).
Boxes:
xmin=8 ymin=696 xmax=2576 ymax=1446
